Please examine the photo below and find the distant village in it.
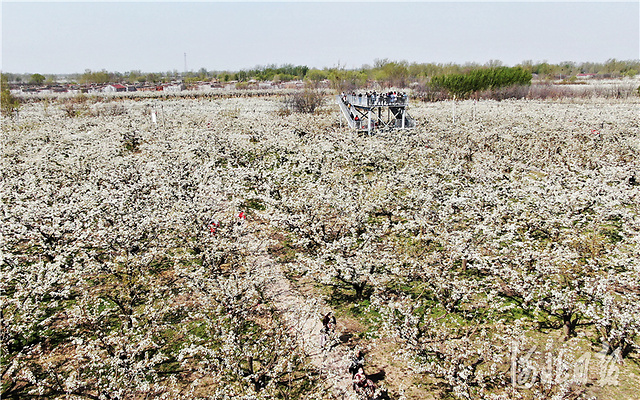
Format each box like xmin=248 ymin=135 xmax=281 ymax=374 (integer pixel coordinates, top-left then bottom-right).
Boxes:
xmin=9 ymin=74 xmax=614 ymax=97
xmin=7 ymin=58 xmax=639 ymax=98
xmin=8 ymin=79 xmax=330 ymax=96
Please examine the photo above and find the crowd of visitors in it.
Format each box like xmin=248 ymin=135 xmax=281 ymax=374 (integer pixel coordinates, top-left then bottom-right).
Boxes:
xmin=348 ymin=350 xmax=382 ymax=399
xmin=341 ymin=91 xmax=408 ymax=106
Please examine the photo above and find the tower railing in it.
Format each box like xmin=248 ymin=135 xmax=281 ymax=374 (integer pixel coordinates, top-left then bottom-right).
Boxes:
xmin=342 ymin=94 xmax=408 ymax=107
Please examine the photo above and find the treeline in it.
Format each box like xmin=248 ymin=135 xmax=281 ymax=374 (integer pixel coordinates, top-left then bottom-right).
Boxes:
xmin=234 ymin=64 xmax=309 ymax=82
xmin=3 ymin=58 xmax=638 ymax=87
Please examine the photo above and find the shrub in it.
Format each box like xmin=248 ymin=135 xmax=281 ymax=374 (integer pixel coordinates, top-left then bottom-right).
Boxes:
xmin=327 ymin=69 xmax=367 ymax=92
xmin=478 ymin=84 xmax=530 ymax=100
xmin=1 ymin=74 xmax=20 ymax=117
xmin=526 ymin=83 xmax=571 ymax=100
xmin=122 ymin=131 xmax=142 ymax=152
xmin=282 ymin=88 xmax=325 ymax=114
xmin=29 ymin=73 xmax=46 ymax=85
xmin=91 ymin=102 xmax=127 ymax=117
xmin=61 ymin=94 xmax=90 ymax=117
xmin=430 ymin=67 xmax=532 ymax=99
xmin=305 ymin=69 xmax=329 ymax=88
xmin=412 ymin=83 xmax=449 ymax=102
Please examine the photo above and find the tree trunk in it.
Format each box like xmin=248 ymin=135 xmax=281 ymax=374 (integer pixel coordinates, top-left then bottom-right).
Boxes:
xmin=354 ymin=282 xmax=367 ymax=300
xmin=562 ymin=312 xmax=577 ymax=341
xmin=247 ymin=356 xmax=254 ymax=375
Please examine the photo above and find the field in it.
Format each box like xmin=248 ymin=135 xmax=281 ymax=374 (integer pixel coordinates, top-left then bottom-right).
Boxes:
xmin=2 ymin=92 xmax=639 ymax=399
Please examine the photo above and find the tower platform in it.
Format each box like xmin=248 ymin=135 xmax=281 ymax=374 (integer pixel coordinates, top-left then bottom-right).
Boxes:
xmin=337 ymin=92 xmax=415 ymax=133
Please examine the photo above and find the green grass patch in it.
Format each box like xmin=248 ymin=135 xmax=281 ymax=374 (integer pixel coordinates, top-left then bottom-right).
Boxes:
xmin=243 ymin=197 xmax=266 ymax=211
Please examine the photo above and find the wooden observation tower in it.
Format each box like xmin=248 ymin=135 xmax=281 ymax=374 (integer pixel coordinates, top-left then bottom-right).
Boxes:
xmin=337 ymin=92 xmax=415 ymax=133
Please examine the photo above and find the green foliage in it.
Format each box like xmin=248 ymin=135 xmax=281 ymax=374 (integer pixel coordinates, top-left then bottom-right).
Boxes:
xmin=371 ymin=59 xmax=410 ymax=88
xmin=243 ymin=198 xmax=266 ymax=211
xmin=140 ymin=72 xmax=161 ymax=84
xmin=78 ymin=69 xmax=113 ymax=84
xmin=305 ymin=68 xmax=328 ymax=85
xmin=6 ymin=59 xmax=638 ymax=91
xmin=217 ymin=72 xmax=233 ymax=82
xmin=524 ymin=59 xmax=640 ymax=79
xmin=29 ymin=73 xmax=46 ymax=85
xmin=327 ymin=68 xmax=368 ymax=91
xmin=1 ymin=72 xmax=22 ymax=83
xmin=196 ymin=67 xmax=210 ymax=80
xmin=126 ymin=70 xmax=143 ymax=83
xmin=1 ymin=74 xmax=20 ymax=116
xmin=234 ymin=64 xmax=309 ymax=82
xmin=430 ymin=67 xmax=532 ymax=98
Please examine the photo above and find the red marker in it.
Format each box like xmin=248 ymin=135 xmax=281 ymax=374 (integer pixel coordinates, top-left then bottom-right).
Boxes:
xmin=209 ymin=219 xmax=219 ymax=235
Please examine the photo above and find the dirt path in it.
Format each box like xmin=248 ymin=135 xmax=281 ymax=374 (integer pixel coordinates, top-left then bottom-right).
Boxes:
xmin=243 ymin=233 xmax=357 ymax=398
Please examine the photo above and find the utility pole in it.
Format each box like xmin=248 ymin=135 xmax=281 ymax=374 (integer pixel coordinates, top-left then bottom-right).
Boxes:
xmin=184 ymin=53 xmax=187 ymax=75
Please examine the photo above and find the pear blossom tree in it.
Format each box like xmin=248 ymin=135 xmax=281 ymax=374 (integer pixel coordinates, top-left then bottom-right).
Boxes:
xmin=2 ymin=92 xmax=639 ymax=398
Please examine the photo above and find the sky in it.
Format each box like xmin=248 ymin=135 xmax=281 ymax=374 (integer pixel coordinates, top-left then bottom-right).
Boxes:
xmin=1 ymin=1 xmax=639 ymax=75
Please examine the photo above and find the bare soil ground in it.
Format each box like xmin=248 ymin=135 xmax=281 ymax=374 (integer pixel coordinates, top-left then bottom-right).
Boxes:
xmin=244 ymin=232 xmax=358 ymax=398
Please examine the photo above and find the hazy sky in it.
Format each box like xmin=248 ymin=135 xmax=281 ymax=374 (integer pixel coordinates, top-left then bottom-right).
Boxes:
xmin=2 ymin=1 xmax=639 ymax=74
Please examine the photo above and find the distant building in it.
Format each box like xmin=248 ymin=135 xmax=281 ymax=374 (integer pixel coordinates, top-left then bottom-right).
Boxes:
xmin=164 ymin=83 xmax=185 ymax=92
xmin=224 ymin=81 xmax=238 ymax=91
xmin=281 ymin=80 xmax=305 ymax=89
xmin=195 ymin=83 xmax=212 ymax=91
xmin=577 ymin=73 xmax=597 ymax=79
xmin=104 ymin=84 xmax=127 ymax=92
xmin=88 ymin=86 xmax=105 ymax=94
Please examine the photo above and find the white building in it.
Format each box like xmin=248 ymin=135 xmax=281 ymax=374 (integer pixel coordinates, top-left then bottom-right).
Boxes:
xmin=164 ymin=83 xmax=186 ymax=93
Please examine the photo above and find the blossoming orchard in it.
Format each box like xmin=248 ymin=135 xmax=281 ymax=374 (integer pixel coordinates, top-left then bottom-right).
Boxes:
xmin=2 ymin=90 xmax=639 ymax=399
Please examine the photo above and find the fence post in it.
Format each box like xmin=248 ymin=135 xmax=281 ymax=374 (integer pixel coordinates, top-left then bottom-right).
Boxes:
xmin=452 ymin=95 xmax=456 ymax=124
